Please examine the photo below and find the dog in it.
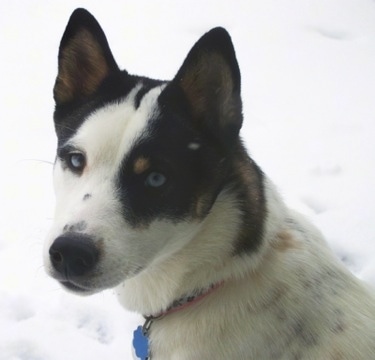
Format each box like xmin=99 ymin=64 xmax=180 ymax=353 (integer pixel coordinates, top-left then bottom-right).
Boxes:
xmin=44 ymin=8 xmax=375 ymax=359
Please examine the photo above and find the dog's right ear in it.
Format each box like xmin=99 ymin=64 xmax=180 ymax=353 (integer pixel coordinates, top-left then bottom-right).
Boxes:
xmin=54 ymin=8 xmax=120 ymax=105
xmin=161 ymin=27 xmax=242 ymax=149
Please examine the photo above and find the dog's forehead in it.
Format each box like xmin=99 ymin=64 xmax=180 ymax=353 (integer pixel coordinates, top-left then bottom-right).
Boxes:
xmin=70 ymin=85 xmax=164 ymax=167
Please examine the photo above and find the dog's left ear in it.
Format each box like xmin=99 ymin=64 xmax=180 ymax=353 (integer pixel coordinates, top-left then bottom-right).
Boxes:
xmin=163 ymin=27 xmax=242 ymax=147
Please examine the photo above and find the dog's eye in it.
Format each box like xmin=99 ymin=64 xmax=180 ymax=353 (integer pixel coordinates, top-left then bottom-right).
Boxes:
xmin=67 ymin=152 xmax=86 ymax=173
xmin=145 ymin=172 xmax=166 ymax=188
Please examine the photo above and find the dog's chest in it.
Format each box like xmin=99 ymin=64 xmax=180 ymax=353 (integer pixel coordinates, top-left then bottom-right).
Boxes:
xmin=145 ymin=307 xmax=292 ymax=359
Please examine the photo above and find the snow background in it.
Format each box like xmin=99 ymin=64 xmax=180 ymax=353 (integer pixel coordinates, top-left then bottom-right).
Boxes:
xmin=1 ymin=0 xmax=375 ymax=358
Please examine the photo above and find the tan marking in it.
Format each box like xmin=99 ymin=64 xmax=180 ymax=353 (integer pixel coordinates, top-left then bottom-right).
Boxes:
xmin=232 ymin=154 xmax=266 ymax=253
xmin=272 ymin=230 xmax=301 ymax=252
xmin=133 ymin=157 xmax=151 ymax=174
xmin=96 ymin=238 xmax=105 ymax=252
xmin=194 ymin=194 xmax=214 ymax=219
xmin=330 ymin=349 xmax=344 ymax=360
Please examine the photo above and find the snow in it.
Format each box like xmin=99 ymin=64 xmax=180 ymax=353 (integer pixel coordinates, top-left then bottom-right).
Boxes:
xmin=1 ymin=0 xmax=375 ymax=358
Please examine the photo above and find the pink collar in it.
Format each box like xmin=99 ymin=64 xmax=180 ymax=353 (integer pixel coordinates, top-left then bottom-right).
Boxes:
xmin=145 ymin=281 xmax=224 ymax=320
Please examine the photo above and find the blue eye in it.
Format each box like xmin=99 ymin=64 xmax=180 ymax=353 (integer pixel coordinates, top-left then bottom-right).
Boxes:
xmin=68 ymin=152 xmax=86 ymax=172
xmin=145 ymin=172 xmax=166 ymax=188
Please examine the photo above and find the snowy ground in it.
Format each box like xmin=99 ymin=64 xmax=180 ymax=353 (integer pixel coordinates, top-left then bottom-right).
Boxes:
xmin=1 ymin=0 xmax=375 ymax=359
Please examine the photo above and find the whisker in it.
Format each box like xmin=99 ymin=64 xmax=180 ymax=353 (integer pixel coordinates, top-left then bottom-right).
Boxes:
xmin=16 ymin=158 xmax=54 ymax=166
xmin=56 ymin=123 xmax=78 ymax=132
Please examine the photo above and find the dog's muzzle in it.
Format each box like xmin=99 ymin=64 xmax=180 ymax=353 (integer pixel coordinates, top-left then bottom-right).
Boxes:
xmin=49 ymin=233 xmax=99 ymax=292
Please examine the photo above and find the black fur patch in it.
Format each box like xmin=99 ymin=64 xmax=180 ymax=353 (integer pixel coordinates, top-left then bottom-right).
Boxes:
xmin=115 ymin=103 xmax=228 ymax=227
xmin=83 ymin=193 xmax=92 ymax=201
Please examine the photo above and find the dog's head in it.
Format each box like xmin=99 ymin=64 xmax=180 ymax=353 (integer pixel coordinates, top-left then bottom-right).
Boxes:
xmin=44 ymin=8 xmax=243 ymax=295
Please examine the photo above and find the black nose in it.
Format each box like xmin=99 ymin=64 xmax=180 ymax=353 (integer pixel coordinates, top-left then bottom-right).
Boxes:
xmin=49 ymin=234 xmax=99 ymax=278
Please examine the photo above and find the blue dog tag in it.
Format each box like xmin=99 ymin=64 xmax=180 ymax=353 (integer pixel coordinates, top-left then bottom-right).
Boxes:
xmin=133 ymin=325 xmax=150 ymax=360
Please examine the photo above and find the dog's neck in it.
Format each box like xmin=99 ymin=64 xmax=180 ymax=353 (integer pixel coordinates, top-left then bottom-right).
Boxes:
xmin=116 ymin=175 xmax=287 ymax=316
xmin=145 ymin=281 xmax=224 ymax=320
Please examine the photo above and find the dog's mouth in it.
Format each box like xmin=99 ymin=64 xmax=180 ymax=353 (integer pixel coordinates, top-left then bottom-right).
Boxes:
xmin=59 ymin=280 xmax=95 ymax=295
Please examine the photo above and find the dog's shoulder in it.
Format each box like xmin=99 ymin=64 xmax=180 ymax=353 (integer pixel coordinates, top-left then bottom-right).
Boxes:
xmin=150 ymin=197 xmax=375 ymax=359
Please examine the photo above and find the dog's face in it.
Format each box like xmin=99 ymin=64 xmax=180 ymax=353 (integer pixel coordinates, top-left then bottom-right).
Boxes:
xmin=44 ymin=9 xmax=243 ymax=295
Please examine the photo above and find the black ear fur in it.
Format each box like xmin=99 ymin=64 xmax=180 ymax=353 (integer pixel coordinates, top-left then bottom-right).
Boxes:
xmin=165 ymin=27 xmax=243 ymax=148
xmin=54 ymin=8 xmax=120 ymax=105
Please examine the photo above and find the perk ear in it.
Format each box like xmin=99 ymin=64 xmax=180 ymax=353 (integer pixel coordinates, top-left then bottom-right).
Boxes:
xmin=166 ymin=27 xmax=243 ymax=147
xmin=54 ymin=8 xmax=120 ymax=105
